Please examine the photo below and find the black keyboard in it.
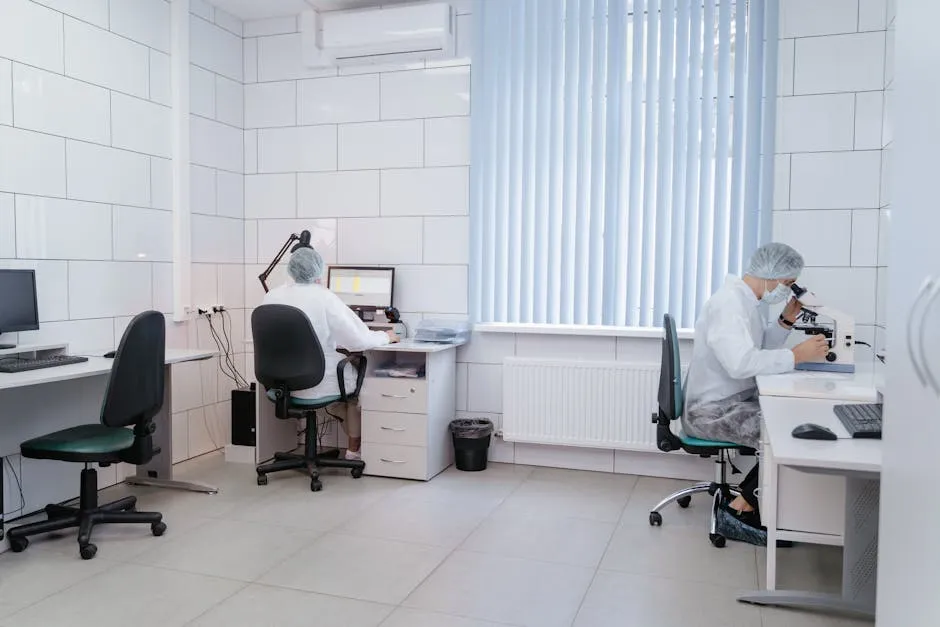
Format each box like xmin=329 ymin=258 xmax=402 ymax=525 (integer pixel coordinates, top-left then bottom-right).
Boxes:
xmin=833 ymin=403 xmax=883 ymax=439
xmin=0 ymin=355 xmax=90 ymax=373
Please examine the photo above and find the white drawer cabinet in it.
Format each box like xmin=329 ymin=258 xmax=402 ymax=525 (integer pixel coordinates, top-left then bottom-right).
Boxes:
xmin=362 ymin=411 xmax=428 ymax=446
xmin=361 ymin=343 xmax=456 ymax=481
xmin=360 ymin=378 xmax=428 ymax=414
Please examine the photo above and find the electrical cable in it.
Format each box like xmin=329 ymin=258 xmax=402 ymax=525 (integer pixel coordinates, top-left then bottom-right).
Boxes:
xmin=3 ymin=457 xmax=26 ymax=518
xmin=221 ymin=310 xmax=249 ymax=387
xmin=205 ymin=314 xmax=241 ymax=387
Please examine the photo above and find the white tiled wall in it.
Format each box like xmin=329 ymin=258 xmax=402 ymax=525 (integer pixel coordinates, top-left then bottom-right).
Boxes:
xmin=187 ymin=4 xmax=247 ymax=463
xmin=0 ymin=0 xmax=245 ymax=509
xmin=241 ymin=9 xmax=472 ymax=329
xmin=773 ymin=0 xmax=893 ymax=357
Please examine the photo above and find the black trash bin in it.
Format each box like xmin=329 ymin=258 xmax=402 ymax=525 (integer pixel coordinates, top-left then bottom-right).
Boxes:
xmin=450 ymin=418 xmax=494 ymax=472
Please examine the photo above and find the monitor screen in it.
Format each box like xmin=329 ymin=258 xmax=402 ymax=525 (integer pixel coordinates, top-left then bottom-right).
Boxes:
xmin=327 ymin=266 xmax=394 ymax=310
xmin=0 ymin=269 xmax=39 ymax=333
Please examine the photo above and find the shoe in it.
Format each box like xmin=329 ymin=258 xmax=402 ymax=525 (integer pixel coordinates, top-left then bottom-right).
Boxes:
xmin=344 ymin=450 xmax=362 ymax=461
xmin=715 ymin=506 xmax=768 ymax=546
xmin=720 ymin=500 xmax=762 ymax=529
xmin=715 ymin=505 xmax=793 ymax=548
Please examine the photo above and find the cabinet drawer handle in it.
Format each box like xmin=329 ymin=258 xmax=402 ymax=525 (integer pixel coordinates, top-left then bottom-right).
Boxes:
xmin=380 ymin=458 xmax=407 ymax=464
xmin=919 ymin=282 xmax=940 ymax=394
xmin=381 ymin=394 xmax=408 ymax=399
xmin=907 ymin=277 xmax=933 ymax=386
xmin=380 ymin=426 xmax=406 ymax=432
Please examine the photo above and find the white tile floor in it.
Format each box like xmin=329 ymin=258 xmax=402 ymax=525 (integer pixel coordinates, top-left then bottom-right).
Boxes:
xmin=0 ymin=454 xmax=873 ymax=627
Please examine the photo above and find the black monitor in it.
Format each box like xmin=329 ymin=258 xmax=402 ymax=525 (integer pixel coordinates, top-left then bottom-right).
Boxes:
xmin=0 ymin=269 xmax=40 ymax=349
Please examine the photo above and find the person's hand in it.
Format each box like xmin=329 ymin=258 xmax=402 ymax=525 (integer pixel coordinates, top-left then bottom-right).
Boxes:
xmin=781 ymin=296 xmax=802 ymax=325
xmin=792 ymin=335 xmax=829 ymax=363
xmin=386 ymin=330 xmax=400 ymax=344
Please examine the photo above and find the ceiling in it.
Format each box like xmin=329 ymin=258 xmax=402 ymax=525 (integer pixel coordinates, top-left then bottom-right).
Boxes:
xmin=208 ymin=0 xmax=417 ymax=20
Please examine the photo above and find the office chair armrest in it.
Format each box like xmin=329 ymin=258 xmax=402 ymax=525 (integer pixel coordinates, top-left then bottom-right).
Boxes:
xmin=119 ymin=420 xmax=159 ymax=465
xmin=269 ymin=385 xmax=290 ymax=419
xmin=336 ymin=353 xmax=368 ymax=403
xmin=652 ymin=411 xmax=683 ymax=453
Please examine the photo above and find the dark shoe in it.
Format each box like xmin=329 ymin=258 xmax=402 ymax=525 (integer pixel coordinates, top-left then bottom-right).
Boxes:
xmin=720 ymin=499 xmax=762 ymax=529
xmin=716 ymin=506 xmax=768 ymax=546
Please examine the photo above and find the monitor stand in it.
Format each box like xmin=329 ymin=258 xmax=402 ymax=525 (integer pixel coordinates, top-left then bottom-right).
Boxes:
xmin=0 ymin=344 xmax=15 ymax=350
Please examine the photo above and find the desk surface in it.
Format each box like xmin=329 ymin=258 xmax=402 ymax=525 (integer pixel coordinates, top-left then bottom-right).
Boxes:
xmin=757 ymin=362 xmax=884 ymax=402
xmin=244 ymin=339 xmax=458 ymax=353
xmin=369 ymin=340 xmax=457 ymax=353
xmin=0 ymin=349 xmax=216 ymax=391
xmin=760 ymin=395 xmax=882 ymax=474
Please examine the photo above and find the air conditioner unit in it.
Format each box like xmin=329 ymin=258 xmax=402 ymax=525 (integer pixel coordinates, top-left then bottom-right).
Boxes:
xmin=302 ymin=3 xmax=455 ymax=67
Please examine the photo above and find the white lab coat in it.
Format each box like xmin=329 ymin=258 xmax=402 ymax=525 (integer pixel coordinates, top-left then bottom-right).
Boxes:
xmin=261 ymin=282 xmax=389 ymax=399
xmin=683 ymin=275 xmax=794 ymax=408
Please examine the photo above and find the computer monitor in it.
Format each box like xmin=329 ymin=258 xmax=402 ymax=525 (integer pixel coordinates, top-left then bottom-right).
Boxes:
xmin=327 ymin=266 xmax=395 ymax=311
xmin=0 ymin=269 xmax=40 ymax=349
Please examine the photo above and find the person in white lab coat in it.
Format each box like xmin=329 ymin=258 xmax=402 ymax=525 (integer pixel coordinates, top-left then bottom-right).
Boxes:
xmin=682 ymin=242 xmax=829 ymax=526
xmin=262 ymin=247 xmax=399 ymax=460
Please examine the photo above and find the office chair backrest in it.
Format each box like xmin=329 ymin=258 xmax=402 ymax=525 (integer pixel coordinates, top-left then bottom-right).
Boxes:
xmin=657 ymin=313 xmax=684 ymax=422
xmin=252 ymin=304 xmax=326 ymax=393
xmin=101 ymin=310 xmax=166 ymax=429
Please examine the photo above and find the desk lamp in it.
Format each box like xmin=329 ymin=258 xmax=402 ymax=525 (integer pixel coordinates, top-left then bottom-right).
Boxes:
xmin=258 ymin=230 xmax=313 ymax=293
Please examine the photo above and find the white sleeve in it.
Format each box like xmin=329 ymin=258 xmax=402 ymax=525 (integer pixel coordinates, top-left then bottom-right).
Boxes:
xmin=706 ymin=310 xmax=795 ymax=380
xmin=762 ymin=319 xmax=791 ymax=349
xmin=326 ymin=298 xmax=391 ymax=352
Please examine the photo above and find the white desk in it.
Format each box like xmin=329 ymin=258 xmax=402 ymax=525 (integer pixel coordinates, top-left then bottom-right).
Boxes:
xmin=740 ymin=394 xmax=882 ymax=619
xmin=254 ymin=341 xmax=457 ymax=481
xmin=756 ymin=362 xmax=884 ymax=402
xmin=0 ymin=349 xmax=218 ymax=514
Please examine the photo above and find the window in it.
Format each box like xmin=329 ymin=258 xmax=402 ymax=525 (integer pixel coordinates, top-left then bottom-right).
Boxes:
xmin=469 ymin=0 xmax=778 ymax=328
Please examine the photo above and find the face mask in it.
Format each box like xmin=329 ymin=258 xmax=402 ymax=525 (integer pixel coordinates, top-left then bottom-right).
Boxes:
xmin=762 ymin=281 xmax=790 ymax=304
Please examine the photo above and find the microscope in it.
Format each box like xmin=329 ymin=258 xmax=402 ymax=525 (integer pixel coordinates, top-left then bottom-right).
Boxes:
xmin=790 ymin=284 xmax=856 ymax=373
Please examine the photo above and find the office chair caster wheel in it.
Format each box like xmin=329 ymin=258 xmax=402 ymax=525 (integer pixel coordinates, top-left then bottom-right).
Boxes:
xmin=649 ymin=511 xmax=663 ymax=526
xmin=80 ymin=543 xmax=98 ymax=560
xmin=257 ymin=475 xmax=268 ymax=486
xmin=310 ymin=479 xmax=323 ymax=492
xmin=351 ymin=467 xmax=363 ymax=479
xmin=677 ymin=496 xmax=692 ymax=509
xmin=8 ymin=536 xmax=28 ymax=553
xmin=709 ymin=533 xmax=726 ymax=548
xmin=151 ymin=521 xmax=167 ymax=537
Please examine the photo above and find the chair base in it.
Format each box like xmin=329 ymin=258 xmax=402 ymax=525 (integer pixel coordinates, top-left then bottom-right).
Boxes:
xmin=5 ymin=467 xmax=164 ymax=560
xmin=648 ymin=450 xmax=742 ymax=547
xmin=255 ymin=408 xmax=365 ymax=491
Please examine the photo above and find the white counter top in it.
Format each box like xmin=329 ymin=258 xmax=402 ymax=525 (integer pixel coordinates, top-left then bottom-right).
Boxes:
xmin=369 ymin=340 xmax=457 ymax=353
xmin=760 ymin=395 xmax=882 ymax=474
xmin=757 ymin=362 xmax=884 ymax=402
xmin=0 ymin=349 xmax=215 ymax=391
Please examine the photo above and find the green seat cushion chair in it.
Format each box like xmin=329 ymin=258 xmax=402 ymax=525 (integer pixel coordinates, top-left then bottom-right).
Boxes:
xmin=678 ymin=429 xmax=742 ymax=450
xmin=20 ymin=424 xmax=135 ymax=463
xmin=265 ymin=389 xmax=341 ymax=409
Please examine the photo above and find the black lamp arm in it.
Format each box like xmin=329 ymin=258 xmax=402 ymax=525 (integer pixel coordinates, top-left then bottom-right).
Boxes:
xmin=258 ymin=233 xmax=301 ymax=293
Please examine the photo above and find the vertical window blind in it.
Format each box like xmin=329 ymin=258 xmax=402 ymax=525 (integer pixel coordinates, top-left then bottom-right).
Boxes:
xmin=469 ymin=0 xmax=779 ymax=328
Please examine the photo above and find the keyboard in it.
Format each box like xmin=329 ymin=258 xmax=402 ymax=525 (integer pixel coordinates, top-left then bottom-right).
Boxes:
xmin=0 ymin=355 xmax=90 ymax=373
xmin=833 ymin=403 xmax=883 ymax=439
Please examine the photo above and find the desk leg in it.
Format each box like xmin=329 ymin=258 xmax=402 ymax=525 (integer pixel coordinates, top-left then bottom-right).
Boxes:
xmin=739 ymin=477 xmax=878 ymax=620
xmin=764 ymin=454 xmax=777 ymax=591
xmin=126 ymin=365 xmax=219 ymax=495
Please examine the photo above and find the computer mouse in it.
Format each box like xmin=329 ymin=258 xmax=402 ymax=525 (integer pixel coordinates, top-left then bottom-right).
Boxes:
xmin=103 ymin=351 xmax=116 ymax=359
xmin=791 ymin=423 xmax=837 ymax=441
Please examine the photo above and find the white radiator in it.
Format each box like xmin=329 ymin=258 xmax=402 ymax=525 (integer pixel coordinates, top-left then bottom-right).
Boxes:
xmin=503 ymin=358 xmax=666 ymax=451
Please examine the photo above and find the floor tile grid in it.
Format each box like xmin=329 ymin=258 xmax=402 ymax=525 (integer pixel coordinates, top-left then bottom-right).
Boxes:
xmin=246 ymin=467 xmax=536 ymax=626
xmin=566 ymin=498 xmax=629 ymax=626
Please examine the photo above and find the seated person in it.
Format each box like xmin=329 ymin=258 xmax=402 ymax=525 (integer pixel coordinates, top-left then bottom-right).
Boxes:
xmin=262 ymin=247 xmax=398 ymax=460
xmin=682 ymin=243 xmax=829 ymax=536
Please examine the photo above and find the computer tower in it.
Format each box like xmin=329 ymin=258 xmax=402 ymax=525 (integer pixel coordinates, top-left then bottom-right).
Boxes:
xmin=231 ymin=385 xmax=256 ymax=447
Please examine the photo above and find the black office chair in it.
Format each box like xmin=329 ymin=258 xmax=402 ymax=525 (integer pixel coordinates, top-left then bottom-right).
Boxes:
xmin=649 ymin=313 xmax=750 ymax=548
xmin=6 ymin=311 xmax=167 ymax=560
xmin=252 ymin=304 xmax=366 ymax=492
